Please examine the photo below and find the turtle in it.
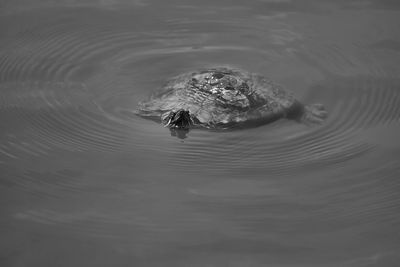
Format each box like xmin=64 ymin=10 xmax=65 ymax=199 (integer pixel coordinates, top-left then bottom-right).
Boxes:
xmin=137 ymin=67 xmax=327 ymax=138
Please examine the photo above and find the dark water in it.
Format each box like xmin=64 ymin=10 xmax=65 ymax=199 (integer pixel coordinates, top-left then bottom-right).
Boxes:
xmin=1 ymin=1 xmax=400 ymax=266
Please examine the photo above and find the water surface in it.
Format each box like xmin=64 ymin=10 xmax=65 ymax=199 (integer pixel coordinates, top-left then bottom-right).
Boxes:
xmin=1 ymin=0 xmax=400 ymax=266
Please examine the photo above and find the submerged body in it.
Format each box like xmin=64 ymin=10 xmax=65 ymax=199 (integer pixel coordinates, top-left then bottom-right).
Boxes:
xmin=137 ymin=67 xmax=327 ymax=135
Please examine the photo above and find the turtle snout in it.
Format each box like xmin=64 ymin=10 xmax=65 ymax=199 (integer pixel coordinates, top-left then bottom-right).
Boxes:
xmin=162 ymin=109 xmax=193 ymax=129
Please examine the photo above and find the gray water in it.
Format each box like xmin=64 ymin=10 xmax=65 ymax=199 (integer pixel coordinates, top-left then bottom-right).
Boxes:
xmin=1 ymin=1 xmax=400 ymax=266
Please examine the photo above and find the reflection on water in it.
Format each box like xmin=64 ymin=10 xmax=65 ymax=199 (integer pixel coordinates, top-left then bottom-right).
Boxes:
xmin=1 ymin=1 xmax=400 ymax=266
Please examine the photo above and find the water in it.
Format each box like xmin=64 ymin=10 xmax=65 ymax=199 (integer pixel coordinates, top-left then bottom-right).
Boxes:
xmin=1 ymin=1 xmax=400 ymax=266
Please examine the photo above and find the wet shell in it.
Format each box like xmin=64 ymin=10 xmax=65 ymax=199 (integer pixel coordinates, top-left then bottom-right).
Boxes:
xmin=137 ymin=67 xmax=327 ymax=129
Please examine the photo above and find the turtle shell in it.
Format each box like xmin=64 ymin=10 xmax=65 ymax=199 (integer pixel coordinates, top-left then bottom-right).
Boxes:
xmin=137 ymin=67 xmax=299 ymax=128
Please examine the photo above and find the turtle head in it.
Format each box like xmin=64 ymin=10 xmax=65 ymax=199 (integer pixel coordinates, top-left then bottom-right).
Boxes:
xmin=162 ymin=109 xmax=194 ymax=129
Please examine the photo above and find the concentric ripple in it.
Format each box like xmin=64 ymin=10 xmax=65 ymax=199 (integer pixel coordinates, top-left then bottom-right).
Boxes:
xmin=0 ymin=6 xmax=400 ymax=264
xmin=0 ymin=8 xmax=399 ymax=172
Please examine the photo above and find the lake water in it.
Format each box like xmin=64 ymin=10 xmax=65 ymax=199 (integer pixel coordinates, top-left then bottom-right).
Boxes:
xmin=1 ymin=1 xmax=400 ymax=266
